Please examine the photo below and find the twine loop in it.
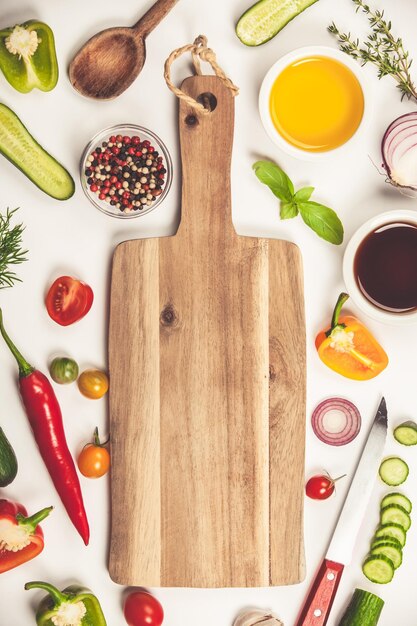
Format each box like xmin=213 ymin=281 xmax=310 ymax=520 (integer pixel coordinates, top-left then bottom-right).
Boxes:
xmin=164 ymin=35 xmax=239 ymax=114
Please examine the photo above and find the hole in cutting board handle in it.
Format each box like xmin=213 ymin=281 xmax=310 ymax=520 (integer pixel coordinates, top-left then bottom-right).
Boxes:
xmin=197 ymin=92 xmax=217 ymax=112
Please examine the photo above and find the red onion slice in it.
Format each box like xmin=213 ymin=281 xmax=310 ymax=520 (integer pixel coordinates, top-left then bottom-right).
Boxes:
xmin=386 ymin=122 xmax=417 ymax=163
xmin=382 ymin=112 xmax=417 ymax=191
xmin=311 ymin=398 xmax=361 ymax=446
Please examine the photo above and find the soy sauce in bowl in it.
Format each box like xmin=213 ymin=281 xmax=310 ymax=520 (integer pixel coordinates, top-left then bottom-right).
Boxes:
xmin=354 ymin=222 xmax=417 ymax=313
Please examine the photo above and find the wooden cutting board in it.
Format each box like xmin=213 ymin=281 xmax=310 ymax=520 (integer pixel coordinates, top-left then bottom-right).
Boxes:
xmin=108 ymin=75 xmax=306 ymax=588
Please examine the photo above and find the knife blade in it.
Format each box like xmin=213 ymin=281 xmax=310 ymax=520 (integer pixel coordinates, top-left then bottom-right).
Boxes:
xmin=295 ymin=397 xmax=388 ymax=626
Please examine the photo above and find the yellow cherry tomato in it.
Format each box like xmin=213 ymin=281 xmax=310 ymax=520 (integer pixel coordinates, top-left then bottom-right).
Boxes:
xmin=78 ymin=428 xmax=110 ymax=478
xmin=78 ymin=369 xmax=109 ymax=399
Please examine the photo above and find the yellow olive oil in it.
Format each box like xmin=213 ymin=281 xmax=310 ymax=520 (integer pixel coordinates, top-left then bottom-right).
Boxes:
xmin=270 ymin=56 xmax=364 ymax=152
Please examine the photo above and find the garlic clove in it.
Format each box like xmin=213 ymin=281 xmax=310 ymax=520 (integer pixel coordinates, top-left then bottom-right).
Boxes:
xmin=233 ymin=608 xmax=284 ymax=626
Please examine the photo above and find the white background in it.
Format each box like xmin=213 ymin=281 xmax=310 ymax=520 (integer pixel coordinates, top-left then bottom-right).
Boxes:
xmin=1 ymin=0 xmax=417 ymax=624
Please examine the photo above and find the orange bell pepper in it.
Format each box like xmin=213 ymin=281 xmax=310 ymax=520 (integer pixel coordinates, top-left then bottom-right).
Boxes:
xmin=315 ymin=293 xmax=388 ymax=381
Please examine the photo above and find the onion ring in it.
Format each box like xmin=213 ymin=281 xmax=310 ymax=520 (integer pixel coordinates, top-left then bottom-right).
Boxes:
xmin=311 ymin=397 xmax=361 ymax=446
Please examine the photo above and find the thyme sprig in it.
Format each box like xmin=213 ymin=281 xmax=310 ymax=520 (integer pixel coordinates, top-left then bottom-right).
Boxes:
xmin=0 ymin=208 xmax=28 ymax=289
xmin=329 ymin=0 xmax=417 ymax=102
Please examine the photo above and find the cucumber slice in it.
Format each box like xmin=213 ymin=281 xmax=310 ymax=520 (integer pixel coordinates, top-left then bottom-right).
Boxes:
xmin=394 ymin=421 xmax=417 ymax=446
xmin=374 ymin=523 xmax=406 ymax=547
xmin=236 ymin=0 xmax=319 ymax=46
xmin=362 ymin=554 xmax=395 ymax=584
xmin=370 ymin=543 xmax=402 ymax=569
xmin=371 ymin=537 xmax=403 ymax=552
xmin=337 ymin=588 xmax=384 ymax=626
xmin=379 ymin=457 xmax=409 ymax=486
xmin=380 ymin=504 xmax=411 ymax=531
xmin=0 ymin=103 xmax=74 ymax=200
xmin=381 ymin=492 xmax=412 ymax=514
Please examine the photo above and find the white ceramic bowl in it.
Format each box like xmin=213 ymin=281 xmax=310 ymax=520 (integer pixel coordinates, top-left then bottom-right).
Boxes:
xmin=259 ymin=46 xmax=370 ymax=161
xmin=343 ymin=210 xmax=417 ymax=325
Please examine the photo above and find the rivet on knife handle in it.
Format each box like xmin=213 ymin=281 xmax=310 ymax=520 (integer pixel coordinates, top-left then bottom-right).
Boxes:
xmin=295 ymin=559 xmax=344 ymax=626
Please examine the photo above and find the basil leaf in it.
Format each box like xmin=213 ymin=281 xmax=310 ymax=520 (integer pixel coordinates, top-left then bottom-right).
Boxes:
xmin=252 ymin=161 xmax=294 ymax=201
xmin=294 ymin=186 xmax=314 ymax=202
xmin=280 ymin=201 xmax=298 ymax=219
xmin=297 ymin=201 xmax=344 ymax=245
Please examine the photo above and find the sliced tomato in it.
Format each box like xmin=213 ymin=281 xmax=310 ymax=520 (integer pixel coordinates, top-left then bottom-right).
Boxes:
xmin=46 ymin=276 xmax=93 ymax=326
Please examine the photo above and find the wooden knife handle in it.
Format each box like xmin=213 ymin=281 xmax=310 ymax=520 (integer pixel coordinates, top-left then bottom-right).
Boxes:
xmin=295 ymin=559 xmax=344 ymax=626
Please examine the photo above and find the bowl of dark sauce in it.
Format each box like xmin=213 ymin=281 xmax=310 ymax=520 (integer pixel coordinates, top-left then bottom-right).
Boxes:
xmin=344 ymin=211 xmax=417 ymax=324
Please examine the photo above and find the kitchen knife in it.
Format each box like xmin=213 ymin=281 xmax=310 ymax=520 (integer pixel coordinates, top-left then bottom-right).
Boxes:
xmin=295 ymin=397 xmax=388 ymax=626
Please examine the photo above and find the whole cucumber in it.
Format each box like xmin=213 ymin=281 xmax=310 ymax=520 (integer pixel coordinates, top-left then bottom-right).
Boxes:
xmin=0 ymin=426 xmax=18 ymax=486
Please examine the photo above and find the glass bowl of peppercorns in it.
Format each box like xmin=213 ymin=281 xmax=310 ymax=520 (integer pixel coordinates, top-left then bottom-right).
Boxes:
xmin=80 ymin=124 xmax=172 ymax=218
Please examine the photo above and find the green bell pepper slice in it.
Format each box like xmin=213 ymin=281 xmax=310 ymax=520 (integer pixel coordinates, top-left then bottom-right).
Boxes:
xmin=25 ymin=581 xmax=107 ymax=626
xmin=0 ymin=21 xmax=58 ymax=92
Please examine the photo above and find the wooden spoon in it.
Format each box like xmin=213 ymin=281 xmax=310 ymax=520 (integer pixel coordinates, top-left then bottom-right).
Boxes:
xmin=69 ymin=0 xmax=179 ymax=100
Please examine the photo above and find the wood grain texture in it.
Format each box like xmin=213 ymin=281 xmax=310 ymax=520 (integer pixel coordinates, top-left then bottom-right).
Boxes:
xmin=108 ymin=75 xmax=306 ymax=587
xmin=269 ymin=240 xmax=306 ymax=585
xmin=109 ymin=239 xmax=161 ymax=585
xmin=158 ymin=76 xmax=270 ymax=587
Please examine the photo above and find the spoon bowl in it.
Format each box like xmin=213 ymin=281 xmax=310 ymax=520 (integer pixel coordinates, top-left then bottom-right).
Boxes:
xmin=69 ymin=0 xmax=178 ymax=100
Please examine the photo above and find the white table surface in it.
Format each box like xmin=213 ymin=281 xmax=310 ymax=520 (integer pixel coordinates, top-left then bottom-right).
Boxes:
xmin=1 ymin=0 xmax=417 ymax=624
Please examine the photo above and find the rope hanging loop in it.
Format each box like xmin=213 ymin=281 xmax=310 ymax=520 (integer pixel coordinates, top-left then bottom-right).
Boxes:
xmin=164 ymin=35 xmax=239 ymax=114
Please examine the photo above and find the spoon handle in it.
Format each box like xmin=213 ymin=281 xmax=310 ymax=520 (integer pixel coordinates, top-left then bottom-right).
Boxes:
xmin=133 ymin=0 xmax=179 ymax=39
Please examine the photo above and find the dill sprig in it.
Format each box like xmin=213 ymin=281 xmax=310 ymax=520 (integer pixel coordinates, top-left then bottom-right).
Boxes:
xmin=329 ymin=0 xmax=417 ymax=102
xmin=0 ymin=208 xmax=28 ymax=289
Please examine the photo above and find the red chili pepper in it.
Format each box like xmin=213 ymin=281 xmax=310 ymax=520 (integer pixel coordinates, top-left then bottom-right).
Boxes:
xmin=0 ymin=309 xmax=90 ymax=545
xmin=0 ymin=499 xmax=52 ymax=573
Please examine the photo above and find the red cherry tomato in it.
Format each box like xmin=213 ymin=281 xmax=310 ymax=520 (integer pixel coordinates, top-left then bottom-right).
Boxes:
xmin=124 ymin=591 xmax=164 ymax=626
xmin=46 ymin=276 xmax=93 ymax=326
xmin=305 ymin=472 xmax=346 ymax=500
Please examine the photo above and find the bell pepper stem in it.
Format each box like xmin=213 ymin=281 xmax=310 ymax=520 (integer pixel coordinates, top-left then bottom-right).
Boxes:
xmin=25 ymin=581 xmax=68 ymax=606
xmin=0 ymin=308 xmax=34 ymax=377
xmin=16 ymin=506 xmax=53 ymax=533
xmin=329 ymin=292 xmax=350 ymax=332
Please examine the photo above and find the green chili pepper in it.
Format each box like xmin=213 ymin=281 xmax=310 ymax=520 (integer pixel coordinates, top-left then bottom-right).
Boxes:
xmin=25 ymin=581 xmax=107 ymax=626
xmin=0 ymin=21 xmax=58 ymax=93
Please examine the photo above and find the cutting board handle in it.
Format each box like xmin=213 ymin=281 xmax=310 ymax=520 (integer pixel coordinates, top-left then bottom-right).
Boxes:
xmin=177 ymin=75 xmax=236 ymax=235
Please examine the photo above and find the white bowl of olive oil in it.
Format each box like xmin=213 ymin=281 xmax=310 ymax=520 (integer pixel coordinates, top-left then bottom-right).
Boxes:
xmin=259 ymin=46 xmax=370 ymax=160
